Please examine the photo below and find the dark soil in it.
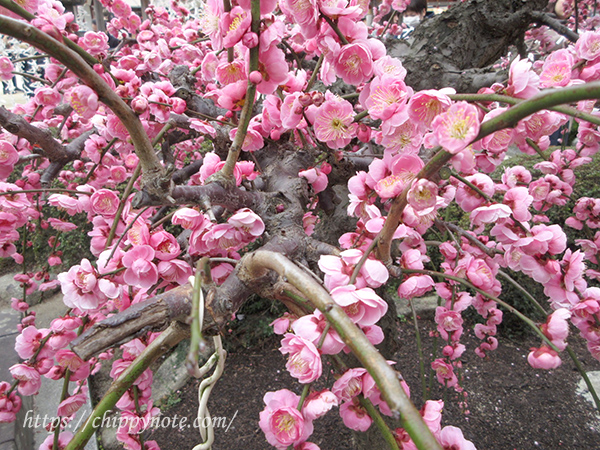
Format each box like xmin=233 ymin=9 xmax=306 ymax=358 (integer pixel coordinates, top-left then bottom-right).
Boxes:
xmin=149 ymin=320 xmax=600 ymax=450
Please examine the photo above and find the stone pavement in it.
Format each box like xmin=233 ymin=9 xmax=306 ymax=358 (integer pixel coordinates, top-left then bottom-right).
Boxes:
xmin=0 ymin=272 xmax=97 ymax=450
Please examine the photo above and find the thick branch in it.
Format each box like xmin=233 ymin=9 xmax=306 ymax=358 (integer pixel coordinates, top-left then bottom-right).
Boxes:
xmin=71 ymin=284 xmax=194 ymax=360
xmin=131 ymin=182 xmax=262 ymax=210
xmin=0 ymin=106 xmax=73 ymax=162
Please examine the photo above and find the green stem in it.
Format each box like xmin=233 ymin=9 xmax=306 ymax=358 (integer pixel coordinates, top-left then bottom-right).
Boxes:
xmin=320 ymin=14 xmax=349 ymax=45
xmin=306 ymin=53 xmax=324 ymax=92
xmin=358 ymin=395 xmax=401 ymax=450
xmin=566 ymin=345 xmax=600 ymax=411
xmin=525 ymin=137 xmax=549 ymax=160
xmin=450 ymin=92 xmax=600 ymax=127
xmin=104 ymin=165 xmax=141 ymax=250
xmin=409 ymin=300 xmax=427 ymax=402
xmin=219 ymin=0 xmax=260 ymax=181
xmin=243 ymin=250 xmax=443 ymax=450
xmin=65 ymin=322 xmax=189 ymax=450
xmin=52 ymin=369 xmax=72 ymax=450
xmin=402 ymin=269 xmax=560 ymax=352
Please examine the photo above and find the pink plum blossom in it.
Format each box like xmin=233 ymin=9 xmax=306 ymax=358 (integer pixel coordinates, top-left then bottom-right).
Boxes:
xmin=432 ymin=102 xmax=481 ymax=154
xmin=330 ymin=285 xmax=388 ymax=326
xmin=527 ymin=346 xmax=562 ymax=369
xmin=279 ymin=334 xmax=323 ymax=383
xmin=121 ymin=245 xmax=158 ymax=289
xmin=57 ymin=259 xmax=106 ymax=311
xmin=312 ymin=95 xmax=356 ymax=149
xmin=64 ymin=86 xmax=99 ymax=120
xmin=259 ymin=389 xmax=314 ymax=449
xmin=0 ymin=381 xmax=22 ymax=422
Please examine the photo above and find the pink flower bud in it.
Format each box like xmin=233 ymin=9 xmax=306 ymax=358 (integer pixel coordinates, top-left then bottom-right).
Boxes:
xmin=242 ymin=31 xmax=259 ymax=48
xmin=249 ymin=70 xmax=263 ymax=84
xmin=131 ymin=96 xmax=148 ymax=114
xmin=356 ymin=123 xmax=371 ymax=143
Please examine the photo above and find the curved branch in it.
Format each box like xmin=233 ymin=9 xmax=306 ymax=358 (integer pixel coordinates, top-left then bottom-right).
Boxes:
xmin=0 ymin=16 xmax=165 ymax=188
xmin=237 ymin=250 xmax=443 ymax=450
xmin=375 ymin=82 xmax=600 ymax=264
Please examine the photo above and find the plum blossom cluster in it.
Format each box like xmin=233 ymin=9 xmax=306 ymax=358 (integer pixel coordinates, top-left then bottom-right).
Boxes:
xmin=1 ymin=0 xmax=600 ymax=448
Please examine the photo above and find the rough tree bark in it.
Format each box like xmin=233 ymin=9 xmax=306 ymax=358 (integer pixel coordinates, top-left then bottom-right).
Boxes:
xmin=392 ymin=0 xmax=551 ymax=92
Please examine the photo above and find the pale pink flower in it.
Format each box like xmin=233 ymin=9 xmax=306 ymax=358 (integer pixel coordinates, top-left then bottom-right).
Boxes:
xmin=503 ymin=187 xmax=533 ymax=222
xmin=541 ymin=308 xmax=571 ymax=351
xmin=575 ymin=30 xmax=600 ymax=61
xmin=90 ymin=189 xmax=120 ymax=217
xmin=435 ymin=307 xmax=464 ymax=341
xmin=339 ymin=399 xmax=372 ymax=431
xmin=380 ymin=120 xmax=423 ymax=155
xmin=470 ymin=204 xmax=512 ymax=227
xmin=271 ymin=313 xmax=296 ymax=335
xmin=280 ymin=333 xmax=322 ymax=383
xmin=10 ymin=363 xmax=41 ymax=395
xmin=47 ymin=218 xmax=78 ymax=232
xmin=255 ymin=46 xmax=290 ymax=95
xmin=55 ymin=349 xmax=90 ymax=381
xmin=527 ymin=346 xmax=562 ymax=369
xmin=79 ymin=31 xmax=109 ymax=57
xmin=360 ymin=74 xmax=411 ymax=123
xmin=0 ymin=141 xmax=19 ymax=180
xmin=121 ymin=245 xmax=158 ymax=289
xmin=228 ymin=208 xmax=265 ymax=237
xmin=299 ymin=163 xmax=331 ymax=194
xmin=57 ymin=392 xmax=87 ymax=417
xmin=370 ymin=153 xmax=424 ymax=200
xmin=407 ymin=88 xmax=454 ymax=130
xmin=438 ymin=426 xmax=477 ymax=450
xmin=57 ymin=259 xmax=105 ymax=311
xmin=407 ymin=178 xmax=438 ymax=212
xmin=540 ymin=58 xmax=572 ymax=88
xmin=466 ymin=259 xmax=495 ymax=291
xmin=397 ymin=274 xmax=435 ymax=299
xmin=330 ymin=285 xmax=388 ymax=326
xmin=220 ymin=6 xmax=251 ymax=48
xmin=455 ymin=173 xmax=494 ymax=213
xmin=303 ymin=390 xmax=338 ymax=421
xmin=506 ymin=57 xmax=540 ymax=99
xmin=318 ymin=249 xmax=388 ymax=290
xmin=0 ymin=57 xmax=14 ymax=81
xmin=39 ymin=432 xmax=73 ymax=450
xmin=431 ymin=359 xmax=458 ymax=387
xmin=0 ymin=381 xmax=22 ymax=422
xmin=259 ymin=389 xmax=314 ymax=450
xmin=291 ymin=311 xmax=346 ymax=355
xmin=15 ymin=325 xmax=52 ymax=360
xmin=335 ymin=41 xmax=374 ymax=85
xmin=312 ymin=95 xmax=356 ymax=149
xmin=279 ymin=0 xmax=319 ymax=38
xmin=332 ymin=367 xmax=367 ymax=401
xmin=432 ymin=102 xmax=480 ymax=154
xmin=149 ymin=230 xmax=180 ymax=261
xmin=48 ymin=194 xmax=82 ymax=216
xmin=34 ymin=87 xmax=61 ymax=108
xmin=172 ymin=208 xmax=206 ymax=230
xmin=64 ymin=86 xmax=99 ymax=120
